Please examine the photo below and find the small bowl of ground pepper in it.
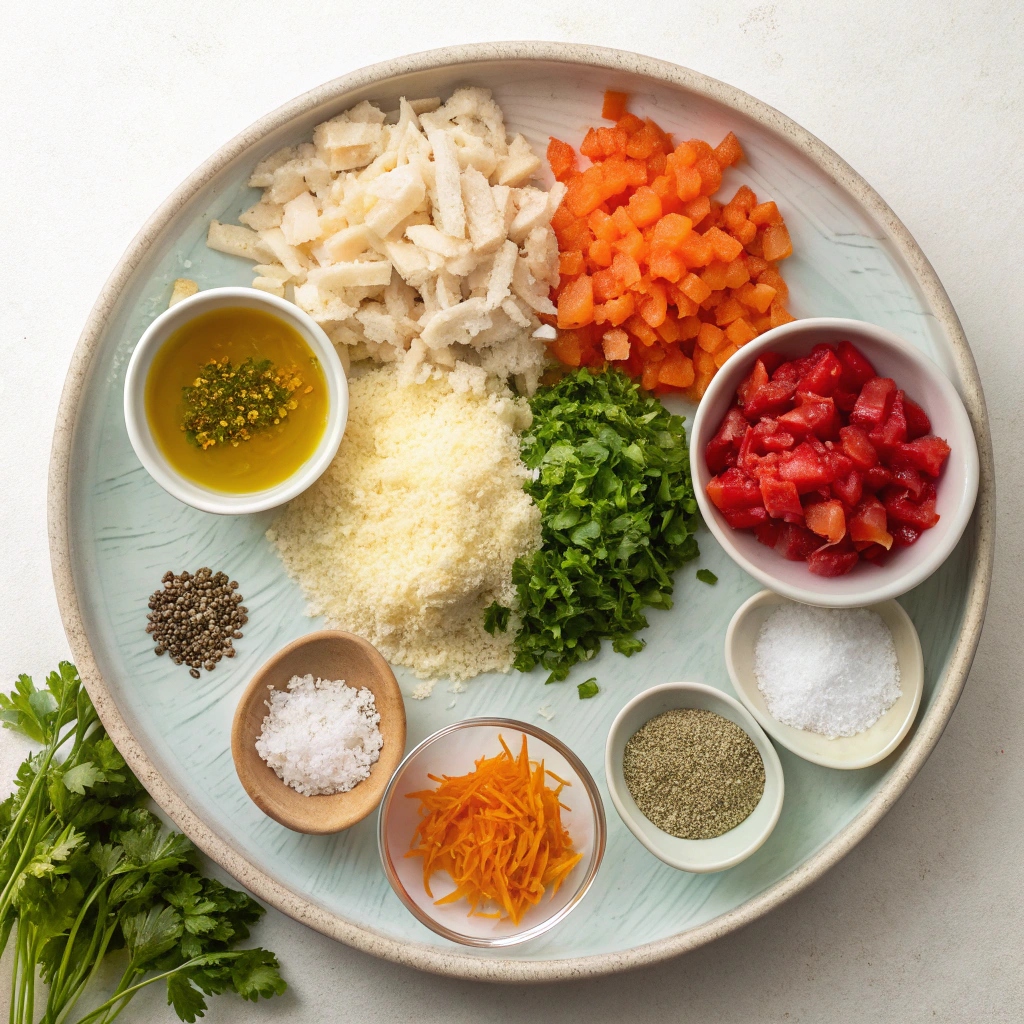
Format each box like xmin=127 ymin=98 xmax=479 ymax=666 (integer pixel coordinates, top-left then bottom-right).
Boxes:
xmin=605 ymin=682 xmax=784 ymax=873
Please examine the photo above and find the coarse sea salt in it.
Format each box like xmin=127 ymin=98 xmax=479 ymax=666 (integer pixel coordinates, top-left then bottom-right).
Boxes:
xmin=255 ymin=674 xmax=383 ymax=796
xmin=753 ymin=604 xmax=901 ymax=739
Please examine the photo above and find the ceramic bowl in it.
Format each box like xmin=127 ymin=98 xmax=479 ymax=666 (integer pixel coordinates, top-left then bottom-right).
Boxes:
xmin=690 ymin=318 xmax=980 ymax=608
xmin=605 ymin=682 xmax=784 ymax=872
xmin=123 ymin=286 xmax=348 ymax=515
xmin=377 ymin=718 xmax=605 ymax=947
xmin=231 ymin=630 xmax=406 ymax=834
xmin=725 ymin=590 xmax=924 ymax=769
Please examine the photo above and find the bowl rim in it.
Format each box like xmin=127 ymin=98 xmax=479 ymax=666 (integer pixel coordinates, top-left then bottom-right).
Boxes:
xmin=689 ymin=317 xmax=981 ymax=608
xmin=724 ymin=590 xmax=925 ymax=769
xmin=46 ymin=42 xmax=995 ymax=981
xmin=604 ymin=682 xmax=785 ymax=872
xmin=376 ymin=716 xmax=607 ymax=947
xmin=122 ymin=286 xmax=348 ymax=515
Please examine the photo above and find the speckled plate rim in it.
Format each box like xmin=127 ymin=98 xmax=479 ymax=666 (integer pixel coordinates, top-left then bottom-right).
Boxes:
xmin=47 ymin=41 xmax=994 ymax=983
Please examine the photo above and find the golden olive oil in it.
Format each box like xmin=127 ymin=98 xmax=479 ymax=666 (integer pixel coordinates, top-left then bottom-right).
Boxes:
xmin=146 ymin=307 xmax=329 ymax=493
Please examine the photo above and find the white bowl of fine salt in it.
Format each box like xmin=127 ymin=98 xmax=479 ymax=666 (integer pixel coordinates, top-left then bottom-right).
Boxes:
xmin=725 ymin=591 xmax=924 ymax=770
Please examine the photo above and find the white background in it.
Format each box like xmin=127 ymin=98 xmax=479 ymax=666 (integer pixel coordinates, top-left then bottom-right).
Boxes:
xmin=2 ymin=2 xmax=1021 ymax=1021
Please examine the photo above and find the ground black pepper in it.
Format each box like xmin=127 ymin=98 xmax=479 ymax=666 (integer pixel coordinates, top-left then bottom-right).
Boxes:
xmin=145 ymin=568 xmax=247 ymax=678
xmin=622 ymin=708 xmax=765 ymax=840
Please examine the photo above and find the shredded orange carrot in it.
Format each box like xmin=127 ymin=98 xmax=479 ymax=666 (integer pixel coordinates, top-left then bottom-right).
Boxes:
xmin=405 ymin=735 xmax=584 ymax=924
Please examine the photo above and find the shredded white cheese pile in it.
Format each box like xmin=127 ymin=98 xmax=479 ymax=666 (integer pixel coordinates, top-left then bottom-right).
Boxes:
xmin=267 ymin=365 xmax=541 ymax=682
xmin=207 ymin=87 xmax=563 ymax=395
xmin=255 ymin=674 xmax=383 ymax=795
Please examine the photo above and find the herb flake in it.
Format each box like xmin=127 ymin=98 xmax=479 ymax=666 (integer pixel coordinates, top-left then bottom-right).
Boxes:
xmin=577 ymin=678 xmax=600 ymax=700
xmin=696 ymin=568 xmax=718 ymax=585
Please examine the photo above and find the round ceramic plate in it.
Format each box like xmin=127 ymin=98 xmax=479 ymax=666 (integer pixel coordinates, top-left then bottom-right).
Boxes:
xmin=49 ymin=43 xmax=994 ymax=982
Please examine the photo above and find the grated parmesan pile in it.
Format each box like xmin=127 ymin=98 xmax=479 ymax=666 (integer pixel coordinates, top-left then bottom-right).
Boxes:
xmin=267 ymin=365 xmax=541 ymax=685
xmin=254 ymin=674 xmax=383 ymax=795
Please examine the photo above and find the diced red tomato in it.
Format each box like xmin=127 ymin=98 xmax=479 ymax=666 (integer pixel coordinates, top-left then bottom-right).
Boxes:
xmin=903 ymin=396 xmax=932 ymax=440
xmin=706 ymin=406 xmax=748 ymax=474
xmin=837 ymin=340 xmax=876 ymax=389
xmin=863 ymin=464 xmax=893 ymax=491
xmin=850 ymin=377 xmax=897 ymax=429
xmin=807 ymin=539 xmax=860 ymax=577
xmin=797 ymin=347 xmax=843 ymax=396
xmin=890 ymin=436 xmax=951 ymax=477
xmin=832 ymin=470 xmax=863 ymax=509
xmin=755 ymin=521 xmax=820 ymax=561
xmin=778 ymin=394 xmax=838 ymax=439
xmin=721 ymin=506 xmax=769 ymax=529
xmin=778 ymin=442 xmax=833 ymax=492
xmin=883 ymin=486 xmax=940 ymax=530
xmin=706 ymin=467 xmax=762 ymax=510
xmin=737 ymin=358 xmax=769 ymax=407
xmin=890 ymin=522 xmax=922 ymax=547
xmin=760 ymin=475 xmax=804 ymax=521
xmin=839 ymin=424 xmax=877 ymax=469
xmin=892 ymin=465 xmax=925 ymax=500
xmin=868 ymin=390 xmax=907 ymax=450
xmin=743 ymin=378 xmax=798 ymax=420
xmin=848 ymin=496 xmax=894 ymax=550
xmin=752 ymin=418 xmax=796 ymax=452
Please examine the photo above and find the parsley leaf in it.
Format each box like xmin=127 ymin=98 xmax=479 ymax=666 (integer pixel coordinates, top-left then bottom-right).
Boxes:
xmin=577 ymin=678 xmax=599 ymax=699
xmin=483 ymin=601 xmax=511 ymax=635
xmin=508 ymin=369 xmax=700 ymax=682
xmin=696 ymin=568 xmax=718 ymax=585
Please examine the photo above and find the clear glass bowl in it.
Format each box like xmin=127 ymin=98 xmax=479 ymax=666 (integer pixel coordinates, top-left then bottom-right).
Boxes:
xmin=377 ymin=717 xmax=606 ymax=947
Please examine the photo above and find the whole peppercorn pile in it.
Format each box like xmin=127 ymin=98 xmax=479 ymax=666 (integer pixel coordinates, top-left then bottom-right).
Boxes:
xmin=146 ymin=568 xmax=248 ymax=678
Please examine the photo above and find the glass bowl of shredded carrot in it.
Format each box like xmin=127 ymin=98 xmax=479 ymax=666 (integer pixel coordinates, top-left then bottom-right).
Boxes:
xmin=377 ymin=718 xmax=606 ymax=947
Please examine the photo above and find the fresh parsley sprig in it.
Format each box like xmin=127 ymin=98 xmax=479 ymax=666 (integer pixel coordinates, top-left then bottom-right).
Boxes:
xmin=0 ymin=663 xmax=285 ymax=1024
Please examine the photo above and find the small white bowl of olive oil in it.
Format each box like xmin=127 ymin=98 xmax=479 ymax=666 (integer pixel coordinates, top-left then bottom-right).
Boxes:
xmin=124 ymin=287 xmax=347 ymax=515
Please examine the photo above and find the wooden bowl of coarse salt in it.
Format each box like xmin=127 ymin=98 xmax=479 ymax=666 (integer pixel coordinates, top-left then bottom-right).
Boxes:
xmin=231 ymin=630 xmax=406 ymax=834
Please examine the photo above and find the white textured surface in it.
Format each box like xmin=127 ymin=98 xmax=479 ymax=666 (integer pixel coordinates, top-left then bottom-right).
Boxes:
xmin=0 ymin=1 xmax=1020 ymax=1021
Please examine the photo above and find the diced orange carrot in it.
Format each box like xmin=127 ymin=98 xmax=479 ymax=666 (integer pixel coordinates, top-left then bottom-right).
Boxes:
xmin=675 ymin=165 xmax=702 ymax=202
xmin=730 ymin=219 xmax=757 ymax=246
xmin=588 ymin=208 xmax=619 ymax=242
xmin=695 ymin=153 xmax=723 ymax=196
xmin=610 ymin=206 xmax=636 ymax=236
xmin=723 ymin=257 xmax=750 ymax=289
xmin=626 ymin=314 xmax=659 ymax=347
xmin=547 ymin=138 xmax=578 ymax=182
xmin=725 ymin=317 xmax=758 ymax=347
xmin=641 ymin=361 xmax=662 ymax=391
xmin=588 ymin=238 xmax=613 ymax=267
xmin=651 ymin=213 xmax=693 ymax=249
xmin=679 ymin=272 xmax=712 ymax=305
xmin=682 ymin=195 xmax=711 ymax=224
xmin=598 ymin=126 xmax=629 ymax=156
xmin=559 ymin=250 xmax=585 ymax=277
xmin=626 ymin=186 xmax=663 ymax=228
xmin=602 ymin=328 xmax=632 ymax=361
xmin=639 ymin=282 xmax=669 ymax=328
xmin=726 ymin=184 xmax=757 ymax=214
xmin=700 ymin=261 xmax=730 ymax=291
xmin=565 ymin=165 xmax=608 ymax=217
xmin=704 ymin=226 xmax=744 ymax=263
xmin=693 ymin=345 xmax=718 ymax=376
xmin=646 ymin=150 xmax=668 ymax=180
xmin=616 ymin=112 xmax=644 ymax=134
xmin=714 ymin=131 xmax=744 ymax=167
xmin=668 ymin=287 xmax=699 ymax=317
xmin=658 ymin=349 xmax=696 ymax=388
xmin=611 ymin=251 xmax=642 ymax=289
xmin=736 ymin=281 xmax=777 ymax=314
xmin=752 ymin=315 xmax=773 ymax=334
xmin=769 ymin=299 xmax=796 ymax=328
xmin=550 ymin=331 xmax=583 ymax=367
xmin=677 ymin=231 xmax=714 ymax=268
xmin=745 ymin=254 xmax=770 ymax=278
xmin=656 ymin=316 xmax=684 ymax=343
xmin=648 ymin=244 xmax=685 ymax=283
xmin=580 ymin=127 xmax=603 ymax=160
xmin=749 ymin=201 xmax=782 ymax=226
xmin=678 ymin=314 xmax=702 ymax=340
xmin=697 ymin=322 xmax=727 ymax=354
xmin=602 ymin=90 xmax=629 ymax=121
xmin=593 ymin=292 xmax=635 ymax=327
xmin=713 ymin=342 xmax=739 ymax=368
xmin=673 ymin=141 xmax=698 ymax=167
xmin=762 ymin=222 xmax=793 ymax=261
xmin=757 ymin=267 xmax=789 ymax=303
xmin=625 ymin=158 xmax=648 ymax=187
xmin=611 ymin=228 xmax=646 ymax=262
xmin=592 ymin=267 xmax=623 ymax=302
xmin=599 ymin=156 xmax=632 ymax=200
xmin=701 ymin=289 xmax=724 ymax=309
xmin=557 ymin=275 xmax=595 ymax=330
xmin=715 ymin=297 xmax=746 ymax=326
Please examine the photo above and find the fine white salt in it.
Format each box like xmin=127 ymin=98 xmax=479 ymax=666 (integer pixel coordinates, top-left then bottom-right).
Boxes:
xmin=753 ymin=604 xmax=901 ymax=738
xmin=255 ymin=674 xmax=383 ymax=796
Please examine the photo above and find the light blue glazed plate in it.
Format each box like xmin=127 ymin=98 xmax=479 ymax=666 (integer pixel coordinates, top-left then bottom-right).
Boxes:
xmin=49 ymin=44 xmax=993 ymax=981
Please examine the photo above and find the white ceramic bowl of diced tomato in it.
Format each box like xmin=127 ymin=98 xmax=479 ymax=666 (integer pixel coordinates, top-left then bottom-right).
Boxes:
xmin=690 ymin=318 xmax=980 ymax=608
